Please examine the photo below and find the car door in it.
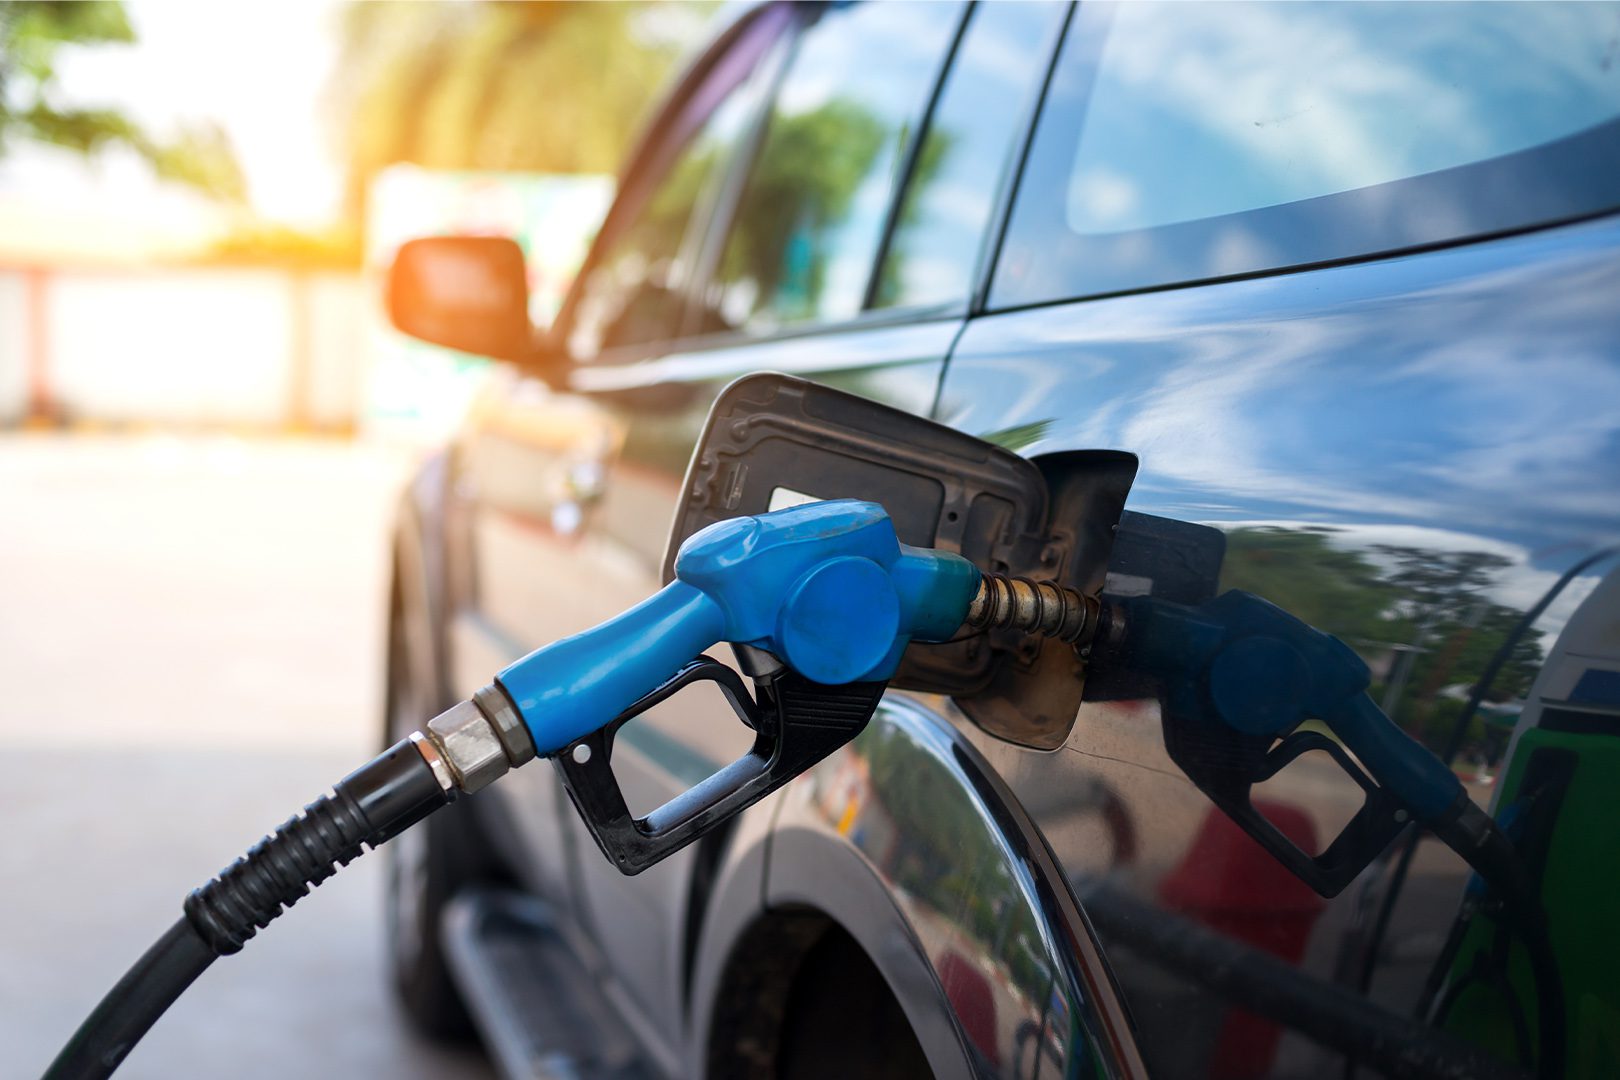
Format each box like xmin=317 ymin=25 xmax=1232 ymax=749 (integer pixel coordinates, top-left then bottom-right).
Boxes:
xmin=934 ymin=3 xmax=1620 ymax=1076
xmin=541 ymin=0 xmax=1072 ymax=1066
xmin=442 ymin=0 xmax=795 ymax=990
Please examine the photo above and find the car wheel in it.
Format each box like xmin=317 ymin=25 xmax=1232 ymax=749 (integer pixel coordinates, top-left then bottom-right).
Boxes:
xmin=382 ymin=592 xmax=494 ymax=1042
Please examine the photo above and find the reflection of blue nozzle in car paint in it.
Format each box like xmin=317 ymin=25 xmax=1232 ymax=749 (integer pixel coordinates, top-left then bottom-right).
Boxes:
xmin=1092 ymin=588 xmax=1566 ymax=1080
xmin=1107 ymin=590 xmax=1466 ymax=823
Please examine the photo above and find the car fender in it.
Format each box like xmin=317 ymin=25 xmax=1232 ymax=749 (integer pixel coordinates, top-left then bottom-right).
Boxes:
xmin=764 ymin=695 xmax=1147 ymax=1079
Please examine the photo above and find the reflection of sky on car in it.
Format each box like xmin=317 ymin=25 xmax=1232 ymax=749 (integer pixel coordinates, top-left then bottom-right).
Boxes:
xmin=1066 ymin=2 xmax=1620 ymax=236
xmin=946 ymin=216 xmax=1620 ymax=561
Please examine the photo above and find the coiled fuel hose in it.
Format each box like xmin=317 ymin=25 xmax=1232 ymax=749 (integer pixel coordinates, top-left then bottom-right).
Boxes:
xmin=44 ymin=688 xmax=534 ymax=1080
xmin=42 ymin=500 xmax=989 ymax=1080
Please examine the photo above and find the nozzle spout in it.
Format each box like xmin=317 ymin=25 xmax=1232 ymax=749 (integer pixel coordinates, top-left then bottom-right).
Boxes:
xmin=964 ymin=574 xmax=1100 ymax=647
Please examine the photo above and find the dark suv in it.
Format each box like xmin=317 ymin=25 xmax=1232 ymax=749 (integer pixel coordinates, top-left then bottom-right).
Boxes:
xmin=382 ymin=3 xmax=1620 ymax=1077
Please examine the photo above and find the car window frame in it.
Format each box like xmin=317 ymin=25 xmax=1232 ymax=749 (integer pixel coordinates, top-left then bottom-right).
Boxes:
xmin=561 ymin=0 xmax=1079 ymax=386
xmin=967 ymin=1 xmax=1077 ymax=319
xmin=665 ymin=0 xmax=980 ymax=357
xmin=869 ymin=0 xmax=1075 ymax=318
xmin=549 ymin=3 xmax=794 ymax=368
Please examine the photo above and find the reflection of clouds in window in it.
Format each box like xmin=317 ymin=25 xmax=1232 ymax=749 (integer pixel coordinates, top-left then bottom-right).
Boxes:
xmin=823 ymin=166 xmax=896 ymax=316
xmin=1067 ymin=3 xmax=1620 ymax=235
xmin=893 ymin=256 xmax=961 ymax=303
xmin=775 ymin=1 xmax=951 ymax=118
xmin=956 ymin=2 xmax=1064 ymax=90
xmin=887 ymin=179 xmax=1001 ymax=302
xmin=925 ymin=181 xmax=994 ymax=232
xmin=1069 ymin=166 xmax=1139 ymax=229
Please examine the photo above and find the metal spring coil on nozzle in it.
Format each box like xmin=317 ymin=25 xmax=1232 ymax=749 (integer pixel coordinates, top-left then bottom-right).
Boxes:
xmin=965 ymin=573 xmax=1101 ymax=648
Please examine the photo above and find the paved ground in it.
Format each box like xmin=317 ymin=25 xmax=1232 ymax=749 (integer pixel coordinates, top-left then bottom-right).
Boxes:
xmin=0 ymin=434 xmax=495 ymax=1080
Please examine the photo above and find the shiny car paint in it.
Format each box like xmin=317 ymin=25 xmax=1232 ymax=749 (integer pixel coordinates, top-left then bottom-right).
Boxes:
xmin=937 ymin=211 xmax=1620 ymax=1075
xmin=388 ymin=2 xmax=1620 ymax=1076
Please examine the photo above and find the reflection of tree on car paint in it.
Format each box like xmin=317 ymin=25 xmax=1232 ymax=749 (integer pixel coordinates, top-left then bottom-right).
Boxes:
xmin=800 ymin=720 xmax=1117 ymax=1073
xmin=1221 ymin=528 xmax=1548 ymax=766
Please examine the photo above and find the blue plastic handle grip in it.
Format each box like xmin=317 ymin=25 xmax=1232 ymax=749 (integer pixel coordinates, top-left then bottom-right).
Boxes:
xmin=495 ymin=500 xmax=980 ymax=756
xmin=496 ymin=581 xmax=726 ymax=756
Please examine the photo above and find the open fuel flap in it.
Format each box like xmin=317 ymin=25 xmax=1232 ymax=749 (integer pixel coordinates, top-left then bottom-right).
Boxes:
xmin=663 ymin=373 xmax=1137 ymax=750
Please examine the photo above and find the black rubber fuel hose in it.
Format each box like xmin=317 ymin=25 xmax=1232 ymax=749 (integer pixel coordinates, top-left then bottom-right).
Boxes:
xmin=43 ymin=737 xmax=452 ymax=1080
xmin=1078 ymin=881 xmax=1531 ymax=1080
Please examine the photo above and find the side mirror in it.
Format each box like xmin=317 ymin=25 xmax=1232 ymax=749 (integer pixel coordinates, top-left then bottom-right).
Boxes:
xmin=386 ymin=236 xmax=531 ymax=361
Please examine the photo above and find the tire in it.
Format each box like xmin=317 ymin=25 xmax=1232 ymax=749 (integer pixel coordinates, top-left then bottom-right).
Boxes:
xmin=382 ymin=580 xmax=496 ymax=1042
xmin=707 ymin=916 xmax=931 ymax=1080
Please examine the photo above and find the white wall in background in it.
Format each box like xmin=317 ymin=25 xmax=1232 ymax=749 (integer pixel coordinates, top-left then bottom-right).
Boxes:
xmin=49 ymin=270 xmax=291 ymax=425
xmin=0 ymin=268 xmax=364 ymax=428
xmin=303 ymin=274 xmax=368 ymax=428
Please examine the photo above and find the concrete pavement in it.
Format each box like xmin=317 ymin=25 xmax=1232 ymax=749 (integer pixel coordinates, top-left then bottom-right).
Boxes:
xmin=0 ymin=434 xmax=494 ymax=1080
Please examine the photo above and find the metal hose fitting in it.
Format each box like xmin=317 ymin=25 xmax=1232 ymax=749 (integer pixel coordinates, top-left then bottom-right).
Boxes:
xmin=418 ymin=684 xmax=537 ymax=795
xmin=965 ymin=573 xmax=1101 ymax=648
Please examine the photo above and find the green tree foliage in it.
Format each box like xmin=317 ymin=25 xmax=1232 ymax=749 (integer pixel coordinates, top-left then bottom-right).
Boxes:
xmin=714 ymin=99 xmax=886 ymax=323
xmin=330 ymin=2 xmax=693 ymax=217
xmin=0 ymin=0 xmax=243 ymax=198
xmin=1221 ymin=527 xmax=1394 ymax=640
xmin=1220 ymin=527 xmax=1545 ymax=758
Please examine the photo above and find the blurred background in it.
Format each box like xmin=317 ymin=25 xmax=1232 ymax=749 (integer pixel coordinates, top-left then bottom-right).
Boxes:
xmin=0 ymin=2 xmax=709 ymax=1075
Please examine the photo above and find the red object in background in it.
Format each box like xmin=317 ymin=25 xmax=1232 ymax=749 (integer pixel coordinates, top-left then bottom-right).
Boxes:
xmin=939 ymin=950 xmax=1000 ymax=1070
xmin=1158 ymin=801 xmax=1326 ymax=1080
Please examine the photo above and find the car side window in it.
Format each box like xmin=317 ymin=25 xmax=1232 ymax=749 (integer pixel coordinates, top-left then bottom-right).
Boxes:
xmin=873 ymin=0 xmax=1068 ymax=312
xmin=567 ymin=12 xmax=787 ymax=363
xmin=697 ymin=0 xmax=967 ymax=339
xmin=992 ymin=1 xmax=1620 ymax=308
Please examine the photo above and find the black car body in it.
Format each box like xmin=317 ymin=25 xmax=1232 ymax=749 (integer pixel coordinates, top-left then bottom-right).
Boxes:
xmin=383 ymin=3 xmax=1620 ymax=1077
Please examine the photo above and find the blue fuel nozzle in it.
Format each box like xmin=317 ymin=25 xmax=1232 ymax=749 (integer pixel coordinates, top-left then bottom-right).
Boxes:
xmin=1099 ymin=589 xmax=1469 ymax=896
xmin=495 ymin=499 xmax=980 ymax=756
xmin=1112 ymin=590 xmax=1465 ymax=819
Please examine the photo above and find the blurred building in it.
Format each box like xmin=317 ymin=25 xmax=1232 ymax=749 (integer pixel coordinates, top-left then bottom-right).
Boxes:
xmin=0 ymin=166 xmax=610 ymax=435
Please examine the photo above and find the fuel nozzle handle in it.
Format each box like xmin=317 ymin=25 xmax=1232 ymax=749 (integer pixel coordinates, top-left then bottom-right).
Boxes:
xmin=497 ymin=499 xmax=981 ymax=756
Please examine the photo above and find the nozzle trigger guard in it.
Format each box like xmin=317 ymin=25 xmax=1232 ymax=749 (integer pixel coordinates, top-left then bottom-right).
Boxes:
xmin=1163 ymin=716 xmax=1408 ymax=898
xmin=553 ymin=655 xmax=885 ymax=875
